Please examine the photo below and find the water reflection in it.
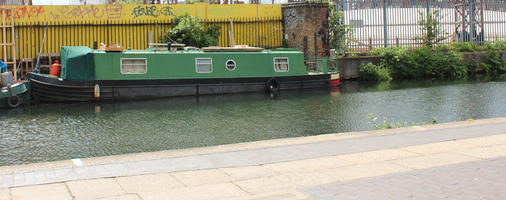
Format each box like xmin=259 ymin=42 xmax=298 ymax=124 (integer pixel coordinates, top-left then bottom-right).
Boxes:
xmin=1 ymin=80 xmax=505 ymax=166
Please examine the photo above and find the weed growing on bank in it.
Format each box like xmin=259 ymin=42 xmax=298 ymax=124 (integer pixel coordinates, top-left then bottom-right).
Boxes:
xmin=368 ymin=114 xmax=437 ymax=130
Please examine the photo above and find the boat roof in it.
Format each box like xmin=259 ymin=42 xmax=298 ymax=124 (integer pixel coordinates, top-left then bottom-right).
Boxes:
xmin=90 ymin=48 xmax=302 ymax=54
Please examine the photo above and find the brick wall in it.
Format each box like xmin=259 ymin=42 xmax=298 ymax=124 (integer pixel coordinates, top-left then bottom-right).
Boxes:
xmin=282 ymin=2 xmax=329 ymax=58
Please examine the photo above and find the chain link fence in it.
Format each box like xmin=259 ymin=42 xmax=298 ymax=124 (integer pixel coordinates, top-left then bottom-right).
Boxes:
xmin=336 ymin=0 xmax=506 ymax=52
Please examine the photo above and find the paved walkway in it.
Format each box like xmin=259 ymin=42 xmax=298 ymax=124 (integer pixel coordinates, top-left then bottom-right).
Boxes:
xmin=0 ymin=118 xmax=505 ymax=200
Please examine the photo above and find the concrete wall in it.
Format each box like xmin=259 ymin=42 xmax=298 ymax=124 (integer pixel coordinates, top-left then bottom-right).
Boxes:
xmin=462 ymin=51 xmax=506 ymax=72
xmin=338 ymin=56 xmax=382 ymax=80
xmin=282 ymin=2 xmax=329 ymax=58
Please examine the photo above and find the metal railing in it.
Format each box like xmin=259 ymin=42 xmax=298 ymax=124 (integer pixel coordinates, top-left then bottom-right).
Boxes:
xmin=336 ymin=0 xmax=506 ymax=52
xmin=305 ymin=57 xmax=338 ymax=74
xmin=0 ymin=0 xmax=29 ymax=5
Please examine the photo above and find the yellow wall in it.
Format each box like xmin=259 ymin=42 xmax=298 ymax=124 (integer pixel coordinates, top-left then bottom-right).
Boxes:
xmin=0 ymin=3 xmax=282 ymax=60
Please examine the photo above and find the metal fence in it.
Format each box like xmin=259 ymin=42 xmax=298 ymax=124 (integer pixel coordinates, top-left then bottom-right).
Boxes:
xmin=0 ymin=4 xmax=283 ymax=60
xmin=0 ymin=0 xmax=26 ymax=5
xmin=337 ymin=0 xmax=506 ymax=52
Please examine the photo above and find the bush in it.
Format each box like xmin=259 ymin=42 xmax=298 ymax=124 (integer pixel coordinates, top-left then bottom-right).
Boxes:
xmin=359 ymin=62 xmax=392 ymax=82
xmin=482 ymin=49 xmax=506 ymax=75
xmin=495 ymin=40 xmax=506 ymax=51
xmin=164 ymin=14 xmax=221 ymax=48
xmin=411 ymin=47 xmax=467 ymax=79
xmin=372 ymin=47 xmax=417 ymax=80
xmin=371 ymin=47 xmax=467 ymax=80
xmin=451 ymin=42 xmax=477 ymax=52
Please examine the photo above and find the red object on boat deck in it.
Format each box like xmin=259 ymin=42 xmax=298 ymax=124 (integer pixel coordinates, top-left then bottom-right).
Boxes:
xmin=50 ymin=60 xmax=62 ymax=77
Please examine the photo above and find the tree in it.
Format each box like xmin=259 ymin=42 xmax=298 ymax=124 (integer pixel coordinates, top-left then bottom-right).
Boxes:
xmin=164 ymin=14 xmax=221 ymax=48
xmin=328 ymin=2 xmax=353 ymax=57
xmin=416 ymin=10 xmax=448 ymax=48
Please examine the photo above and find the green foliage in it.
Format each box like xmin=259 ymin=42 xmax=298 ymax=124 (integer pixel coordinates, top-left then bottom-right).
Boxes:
xmin=466 ymin=58 xmax=480 ymax=74
xmin=372 ymin=47 xmax=417 ymax=79
xmin=109 ymin=0 xmax=143 ymax=4
xmin=495 ymin=40 xmax=506 ymax=51
xmin=415 ymin=10 xmax=448 ymax=48
xmin=329 ymin=2 xmax=353 ymax=57
xmin=481 ymin=49 xmax=506 ymax=75
xmin=164 ymin=14 xmax=221 ymax=48
xmin=371 ymin=47 xmax=467 ymax=80
xmin=451 ymin=42 xmax=477 ymax=52
xmin=411 ymin=47 xmax=467 ymax=79
xmin=451 ymin=40 xmax=506 ymax=52
xmin=359 ymin=62 xmax=392 ymax=82
xmin=368 ymin=114 xmax=437 ymax=130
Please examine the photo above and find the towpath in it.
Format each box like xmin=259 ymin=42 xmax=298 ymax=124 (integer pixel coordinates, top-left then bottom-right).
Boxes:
xmin=0 ymin=118 xmax=505 ymax=200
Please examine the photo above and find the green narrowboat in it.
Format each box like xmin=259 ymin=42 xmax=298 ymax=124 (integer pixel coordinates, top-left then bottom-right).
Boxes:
xmin=28 ymin=46 xmax=339 ymax=102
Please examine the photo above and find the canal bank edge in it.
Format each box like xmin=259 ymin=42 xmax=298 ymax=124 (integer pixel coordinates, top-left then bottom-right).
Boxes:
xmin=338 ymin=51 xmax=506 ymax=80
xmin=0 ymin=117 xmax=505 ymax=176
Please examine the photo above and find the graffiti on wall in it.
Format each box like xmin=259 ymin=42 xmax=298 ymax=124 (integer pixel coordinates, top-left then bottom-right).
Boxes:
xmin=0 ymin=4 xmax=281 ymax=23
xmin=4 ymin=6 xmax=45 ymax=19
xmin=131 ymin=5 xmax=174 ymax=18
xmin=1 ymin=5 xmax=176 ymax=21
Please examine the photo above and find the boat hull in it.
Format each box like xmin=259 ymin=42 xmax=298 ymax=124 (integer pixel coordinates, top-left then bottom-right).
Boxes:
xmin=28 ymin=73 xmax=334 ymax=102
xmin=0 ymin=81 xmax=29 ymax=108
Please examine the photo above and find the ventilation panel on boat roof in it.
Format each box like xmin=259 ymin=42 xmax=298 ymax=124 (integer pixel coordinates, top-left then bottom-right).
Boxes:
xmin=61 ymin=46 xmax=95 ymax=82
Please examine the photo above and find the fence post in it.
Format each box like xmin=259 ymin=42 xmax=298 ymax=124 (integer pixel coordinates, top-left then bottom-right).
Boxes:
xmin=369 ymin=37 xmax=372 ymax=50
xmin=336 ymin=0 xmax=341 ymax=54
xmin=383 ymin=0 xmax=388 ymax=47
xmin=469 ymin=0 xmax=474 ymax=43
xmin=426 ymin=0 xmax=430 ymax=22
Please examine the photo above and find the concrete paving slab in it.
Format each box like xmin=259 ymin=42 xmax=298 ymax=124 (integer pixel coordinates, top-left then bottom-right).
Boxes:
xmin=225 ymin=189 xmax=309 ymax=200
xmin=320 ymin=161 xmax=412 ymax=181
xmin=458 ymin=134 xmax=506 ymax=147
xmin=398 ymin=140 xmax=478 ymax=155
xmin=171 ymin=169 xmax=234 ymax=186
xmin=454 ymin=144 xmax=506 ymax=159
xmin=390 ymin=152 xmax=481 ymax=169
xmin=98 ymin=194 xmax=142 ymax=200
xmin=334 ymin=148 xmax=420 ymax=164
xmin=303 ymin=157 xmax=506 ymax=200
xmin=10 ymin=183 xmax=71 ymax=200
xmin=138 ymin=183 xmax=248 ymax=200
xmin=66 ymin=178 xmax=126 ymax=200
xmin=116 ymin=173 xmax=183 ymax=194
xmin=263 ymin=156 xmax=354 ymax=174
xmin=220 ymin=166 xmax=278 ymax=181
xmin=0 ymin=188 xmax=10 ymax=200
xmin=233 ymin=174 xmax=295 ymax=194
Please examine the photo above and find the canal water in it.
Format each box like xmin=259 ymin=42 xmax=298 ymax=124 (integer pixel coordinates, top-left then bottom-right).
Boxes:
xmin=1 ymin=79 xmax=505 ymax=166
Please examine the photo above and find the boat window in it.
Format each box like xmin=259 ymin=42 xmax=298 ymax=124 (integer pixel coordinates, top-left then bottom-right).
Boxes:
xmin=121 ymin=58 xmax=147 ymax=74
xmin=226 ymin=60 xmax=236 ymax=71
xmin=274 ymin=57 xmax=289 ymax=72
xmin=196 ymin=58 xmax=213 ymax=73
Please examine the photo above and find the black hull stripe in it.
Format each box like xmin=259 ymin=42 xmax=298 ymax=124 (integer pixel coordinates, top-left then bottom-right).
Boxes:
xmin=28 ymin=73 xmax=333 ymax=102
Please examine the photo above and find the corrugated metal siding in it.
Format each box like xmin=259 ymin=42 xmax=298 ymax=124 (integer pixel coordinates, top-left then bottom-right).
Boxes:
xmin=0 ymin=4 xmax=283 ymax=60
